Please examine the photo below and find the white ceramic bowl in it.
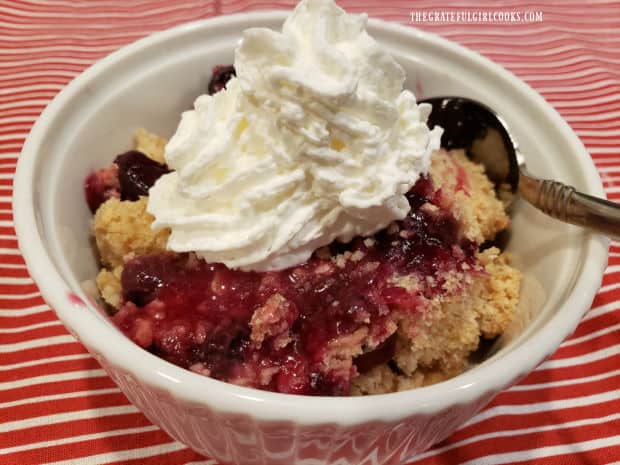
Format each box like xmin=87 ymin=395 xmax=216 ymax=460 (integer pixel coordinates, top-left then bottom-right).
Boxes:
xmin=14 ymin=11 xmax=608 ymax=465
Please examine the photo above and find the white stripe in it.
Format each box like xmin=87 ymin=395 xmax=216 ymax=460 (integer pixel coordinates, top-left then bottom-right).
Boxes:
xmin=597 ymin=281 xmax=620 ymax=295
xmin=0 ymin=291 xmax=42 ymax=300
xmin=0 ymin=352 xmax=91 ymax=371
xmin=0 ymin=276 xmax=33 ymax=284
xmin=0 ymin=70 xmax=77 ymax=81
xmin=538 ymin=343 xmax=620 ymax=370
xmin=518 ymin=67 xmax=619 ymax=81
xmin=0 ymin=334 xmax=76 ymax=353
xmin=592 ymin=148 xmax=620 ymax=154
xmin=0 ymin=262 xmax=25 ymax=268
xmin=578 ymin=129 xmax=620 ymax=137
xmin=455 ymin=434 xmax=620 ymax=465
xmin=0 ymin=83 xmax=64 ymax=95
xmin=0 ymin=404 xmax=138 ymax=432
xmin=597 ymin=166 xmax=620 ymax=173
xmin=0 ymin=386 xmax=120 ymax=408
xmin=604 ymin=186 xmax=620 ymax=194
xmin=536 ymin=80 xmax=620 ymax=94
xmin=0 ymin=172 xmax=20 ymax=180
xmin=0 ymin=57 xmax=94 ymax=68
xmin=0 ymin=319 xmax=60 ymax=334
xmin=0 ymin=133 xmax=30 ymax=142
xmin=561 ymin=322 xmax=620 ymax=348
xmin=0 ymin=45 xmax=117 ymax=55
xmin=0 ymin=220 xmax=14 ymax=227
xmin=414 ymin=412 xmax=620 ymax=462
xmin=464 ymin=389 xmax=620 ymax=427
xmin=0 ymin=247 xmax=26 ymax=254
xmin=553 ymin=95 xmax=620 ymax=108
xmin=0 ymin=369 xmax=105 ymax=390
xmin=0 ymin=99 xmax=49 ymax=110
xmin=582 ymin=301 xmax=619 ymax=321
xmin=0 ymin=152 xmax=20 ymax=160
xmin=1 ymin=425 xmax=160 ymax=455
xmin=41 ymin=442 xmax=186 ymax=465
xmin=502 ymin=55 xmax=620 ymax=69
xmin=569 ymin=109 xmax=620 ymax=122
xmin=510 ymin=367 xmax=620 ymax=392
xmin=602 ymin=265 xmax=620 ymax=275
xmin=0 ymin=305 xmax=48 ymax=317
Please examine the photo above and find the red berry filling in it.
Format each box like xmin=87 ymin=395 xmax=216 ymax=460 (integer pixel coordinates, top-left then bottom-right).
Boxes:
xmin=112 ymin=176 xmax=480 ymax=396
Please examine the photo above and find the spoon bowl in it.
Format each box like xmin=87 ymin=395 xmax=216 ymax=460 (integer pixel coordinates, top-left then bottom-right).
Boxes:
xmin=422 ymin=96 xmax=620 ymax=240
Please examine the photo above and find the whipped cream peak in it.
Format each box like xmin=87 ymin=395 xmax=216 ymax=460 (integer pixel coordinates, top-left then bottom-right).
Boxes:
xmin=148 ymin=0 xmax=442 ymax=271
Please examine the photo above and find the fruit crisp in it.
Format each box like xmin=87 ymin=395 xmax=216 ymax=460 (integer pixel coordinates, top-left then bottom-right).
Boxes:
xmin=86 ymin=125 xmax=521 ymax=396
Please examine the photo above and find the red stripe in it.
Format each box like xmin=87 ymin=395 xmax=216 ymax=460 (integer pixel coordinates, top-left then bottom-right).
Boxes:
xmin=0 ymin=295 xmax=45 ymax=310
xmin=553 ymin=329 xmax=620 ymax=359
xmin=3 ymin=430 xmax=175 ymax=465
xmin=100 ymin=448 xmax=203 ymax=465
xmin=0 ymin=310 xmax=56 ymax=330
xmin=520 ymin=353 xmax=620 ymax=386
xmin=0 ymin=342 xmax=87 ymax=369
xmin=0 ymin=266 xmax=30 ymax=278
xmin=2 ymin=355 xmax=99 ymax=386
xmin=2 ymin=391 xmax=129 ymax=423
xmin=494 ymin=373 xmax=620 ymax=406
xmin=0 ymin=282 xmax=39 ymax=294
xmin=0 ymin=323 xmax=68 ymax=344
xmin=1 ymin=373 xmax=114 ymax=403
xmin=415 ymin=418 xmax=620 ymax=465
xmin=448 ymin=398 xmax=620 ymax=443
xmin=6 ymin=412 xmax=152 ymax=449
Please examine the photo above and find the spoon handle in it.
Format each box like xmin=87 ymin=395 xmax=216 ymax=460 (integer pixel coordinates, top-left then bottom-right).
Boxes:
xmin=519 ymin=170 xmax=620 ymax=240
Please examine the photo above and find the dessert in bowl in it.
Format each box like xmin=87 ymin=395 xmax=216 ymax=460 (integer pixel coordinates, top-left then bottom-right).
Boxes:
xmin=13 ymin=0 xmax=607 ymax=463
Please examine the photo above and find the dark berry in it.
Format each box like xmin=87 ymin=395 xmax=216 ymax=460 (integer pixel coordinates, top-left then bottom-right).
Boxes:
xmin=208 ymin=65 xmax=236 ymax=95
xmin=114 ymin=150 xmax=170 ymax=201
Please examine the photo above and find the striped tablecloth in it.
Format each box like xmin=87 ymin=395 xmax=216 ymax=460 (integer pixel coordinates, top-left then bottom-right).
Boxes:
xmin=1 ymin=1 xmax=619 ymax=464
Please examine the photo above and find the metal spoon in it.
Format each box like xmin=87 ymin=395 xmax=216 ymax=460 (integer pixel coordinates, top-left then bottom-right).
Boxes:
xmin=421 ymin=96 xmax=620 ymax=240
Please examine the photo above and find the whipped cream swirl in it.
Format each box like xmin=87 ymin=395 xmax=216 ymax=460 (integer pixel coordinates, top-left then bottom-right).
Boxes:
xmin=148 ymin=0 xmax=442 ymax=271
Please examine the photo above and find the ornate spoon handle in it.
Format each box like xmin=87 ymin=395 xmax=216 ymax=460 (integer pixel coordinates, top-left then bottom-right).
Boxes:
xmin=519 ymin=170 xmax=620 ymax=240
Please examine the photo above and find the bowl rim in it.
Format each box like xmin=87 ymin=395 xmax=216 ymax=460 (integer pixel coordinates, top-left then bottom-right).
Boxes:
xmin=13 ymin=10 xmax=609 ymax=424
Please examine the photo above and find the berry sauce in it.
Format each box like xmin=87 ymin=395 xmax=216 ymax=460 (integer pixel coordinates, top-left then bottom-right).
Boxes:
xmin=112 ymin=176 xmax=479 ymax=396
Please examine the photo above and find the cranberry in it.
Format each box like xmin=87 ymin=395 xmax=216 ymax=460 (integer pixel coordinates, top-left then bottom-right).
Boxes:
xmin=114 ymin=150 xmax=170 ymax=201
xmin=208 ymin=65 xmax=236 ymax=95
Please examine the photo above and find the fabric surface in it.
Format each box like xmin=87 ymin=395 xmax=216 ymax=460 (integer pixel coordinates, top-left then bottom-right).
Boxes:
xmin=1 ymin=0 xmax=619 ymax=463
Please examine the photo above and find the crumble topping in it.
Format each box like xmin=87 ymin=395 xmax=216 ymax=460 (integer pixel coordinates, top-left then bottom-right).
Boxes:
xmin=134 ymin=127 xmax=167 ymax=164
xmin=88 ymin=128 xmax=522 ymax=396
xmin=92 ymin=196 xmax=169 ymax=268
